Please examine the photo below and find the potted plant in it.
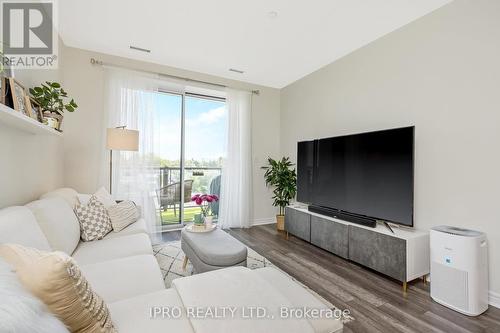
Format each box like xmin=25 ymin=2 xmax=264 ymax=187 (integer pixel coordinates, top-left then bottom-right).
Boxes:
xmin=191 ymin=194 xmax=219 ymax=228
xmin=29 ymin=81 xmax=78 ymax=131
xmin=262 ymin=157 xmax=297 ymax=231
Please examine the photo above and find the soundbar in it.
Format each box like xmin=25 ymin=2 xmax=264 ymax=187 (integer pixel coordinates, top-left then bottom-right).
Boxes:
xmin=308 ymin=205 xmax=377 ymax=228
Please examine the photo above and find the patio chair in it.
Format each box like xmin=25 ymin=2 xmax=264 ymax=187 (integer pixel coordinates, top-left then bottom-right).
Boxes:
xmin=157 ymin=179 xmax=194 ymax=218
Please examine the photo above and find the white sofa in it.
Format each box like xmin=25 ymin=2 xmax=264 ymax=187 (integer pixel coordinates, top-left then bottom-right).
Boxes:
xmin=0 ymin=188 xmax=343 ymax=333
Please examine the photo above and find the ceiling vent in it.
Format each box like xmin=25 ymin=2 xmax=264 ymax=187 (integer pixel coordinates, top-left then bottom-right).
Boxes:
xmin=130 ymin=45 xmax=151 ymax=53
xmin=229 ymin=68 xmax=244 ymax=74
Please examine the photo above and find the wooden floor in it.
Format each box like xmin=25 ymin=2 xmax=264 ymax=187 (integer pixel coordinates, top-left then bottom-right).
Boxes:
xmin=227 ymin=224 xmax=500 ymax=333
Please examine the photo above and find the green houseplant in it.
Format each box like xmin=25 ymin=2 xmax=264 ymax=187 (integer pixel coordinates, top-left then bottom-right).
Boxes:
xmin=29 ymin=81 xmax=78 ymax=130
xmin=262 ymin=157 xmax=297 ymax=231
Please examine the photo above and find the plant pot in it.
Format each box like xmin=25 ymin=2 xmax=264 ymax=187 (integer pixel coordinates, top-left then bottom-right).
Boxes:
xmin=276 ymin=214 xmax=285 ymax=231
xmin=204 ymin=215 xmax=213 ymax=228
xmin=43 ymin=112 xmax=63 ymax=131
xmin=193 ymin=213 xmax=204 ymax=226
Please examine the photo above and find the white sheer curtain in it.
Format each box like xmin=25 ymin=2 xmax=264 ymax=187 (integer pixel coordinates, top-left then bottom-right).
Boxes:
xmin=219 ymin=89 xmax=253 ymax=229
xmin=100 ymin=67 xmax=160 ymax=233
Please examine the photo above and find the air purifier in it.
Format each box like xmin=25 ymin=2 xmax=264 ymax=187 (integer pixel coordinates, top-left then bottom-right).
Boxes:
xmin=430 ymin=226 xmax=488 ymax=316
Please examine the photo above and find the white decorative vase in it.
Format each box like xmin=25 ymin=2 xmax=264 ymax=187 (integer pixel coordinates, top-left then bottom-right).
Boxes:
xmin=204 ymin=215 xmax=213 ymax=228
xmin=45 ymin=117 xmax=59 ymax=129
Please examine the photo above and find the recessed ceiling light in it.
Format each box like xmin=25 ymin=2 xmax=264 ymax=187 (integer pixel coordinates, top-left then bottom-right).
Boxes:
xmin=268 ymin=11 xmax=278 ymax=19
xmin=229 ymin=68 xmax=245 ymax=74
xmin=130 ymin=45 xmax=151 ymax=53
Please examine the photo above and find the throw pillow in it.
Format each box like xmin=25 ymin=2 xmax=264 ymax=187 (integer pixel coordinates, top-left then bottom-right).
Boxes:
xmin=77 ymin=193 xmax=92 ymax=206
xmin=0 ymin=258 xmax=69 ymax=333
xmin=74 ymin=196 xmax=112 ymax=241
xmin=93 ymin=187 xmax=117 ymax=209
xmin=107 ymin=201 xmax=141 ymax=232
xmin=0 ymin=244 xmax=116 ymax=333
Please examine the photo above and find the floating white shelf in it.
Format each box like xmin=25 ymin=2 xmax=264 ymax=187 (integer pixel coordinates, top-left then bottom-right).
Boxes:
xmin=0 ymin=103 xmax=62 ymax=136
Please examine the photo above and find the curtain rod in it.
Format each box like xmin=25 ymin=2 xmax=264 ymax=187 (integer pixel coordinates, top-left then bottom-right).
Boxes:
xmin=90 ymin=58 xmax=260 ymax=95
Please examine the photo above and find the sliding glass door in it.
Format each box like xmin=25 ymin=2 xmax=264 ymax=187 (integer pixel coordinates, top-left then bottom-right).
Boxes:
xmin=154 ymin=91 xmax=226 ymax=229
xmin=154 ymin=92 xmax=183 ymax=226
xmin=184 ymin=94 xmax=226 ymax=224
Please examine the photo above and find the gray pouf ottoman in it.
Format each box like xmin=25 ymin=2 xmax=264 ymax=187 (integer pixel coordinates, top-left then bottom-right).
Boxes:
xmin=181 ymin=228 xmax=247 ymax=274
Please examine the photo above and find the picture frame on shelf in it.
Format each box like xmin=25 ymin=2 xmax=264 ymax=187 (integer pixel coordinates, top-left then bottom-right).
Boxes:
xmin=24 ymin=95 xmax=32 ymax=118
xmin=1 ymin=76 xmax=14 ymax=108
xmin=8 ymin=78 xmax=29 ymax=116
xmin=26 ymin=97 xmax=44 ymax=123
xmin=0 ymin=76 xmax=4 ymax=105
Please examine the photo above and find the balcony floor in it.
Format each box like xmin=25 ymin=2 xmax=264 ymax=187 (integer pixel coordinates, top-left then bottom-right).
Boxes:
xmin=160 ymin=206 xmax=202 ymax=225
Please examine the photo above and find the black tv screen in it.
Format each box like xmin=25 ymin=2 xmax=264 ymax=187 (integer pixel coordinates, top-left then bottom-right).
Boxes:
xmin=297 ymin=126 xmax=414 ymax=227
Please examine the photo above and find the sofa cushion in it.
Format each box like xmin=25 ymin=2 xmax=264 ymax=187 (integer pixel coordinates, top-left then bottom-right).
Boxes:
xmin=72 ymin=233 xmax=152 ymax=265
xmin=172 ymin=266 xmax=315 ymax=333
xmin=254 ymin=267 xmax=343 ymax=333
xmin=0 ymin=206 xmax=51 ymax=251
xmin=80 ymin=255 xmax=165 ymax=303
xmin=26 ymin=198 xmax=80 ymax=255
xmin=108 ymin=289 xmax=194 ymax=333
xmin=0 ymin=244 xmax=116 ymax=333
xmin=40 ymin=188 xmax=80 ymax=209
xmin=103 ymin=218 xmax=148 ymax=239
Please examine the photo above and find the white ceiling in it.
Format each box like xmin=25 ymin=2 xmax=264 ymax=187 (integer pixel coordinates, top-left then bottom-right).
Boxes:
xmin=59 ymin=0 xmax=451 ymax=88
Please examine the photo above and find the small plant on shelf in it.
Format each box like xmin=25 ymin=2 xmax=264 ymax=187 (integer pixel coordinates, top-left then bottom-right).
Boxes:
xmin=261 ymin=157 xmax=297 ymax=231
xmin=29 ymin=81 xmax=78 ymax=130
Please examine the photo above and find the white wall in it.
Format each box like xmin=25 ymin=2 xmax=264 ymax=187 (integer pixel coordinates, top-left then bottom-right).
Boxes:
xmin=0 ymin=42 xmax=65 ymax=208
xmin=280 ymin=0 xmax=500 ymax=300
xmin=0 ymin=126 xmax=64 ymax=207
xmin=60 ymin=46 xmax=281 ymax=224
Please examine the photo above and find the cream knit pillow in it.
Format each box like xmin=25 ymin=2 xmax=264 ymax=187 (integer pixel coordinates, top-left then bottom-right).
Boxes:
xmin=107 ymin=200 xmax=140 ymax=232
xmin=0 ymin=244 xmax=116 ymax=333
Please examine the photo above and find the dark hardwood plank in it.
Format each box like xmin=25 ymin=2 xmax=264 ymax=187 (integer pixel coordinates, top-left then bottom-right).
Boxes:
xmin=227 ymin=224 xmax=500 ymax=333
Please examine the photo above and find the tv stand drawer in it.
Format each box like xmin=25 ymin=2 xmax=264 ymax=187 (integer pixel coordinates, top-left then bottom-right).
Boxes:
xmin=310 ymin=215 xmax=349 ymax=259
xmin=285 ymin=207 xmax=311 ymax=242
xmin=349 ymin=225 xmax=406 ymax=281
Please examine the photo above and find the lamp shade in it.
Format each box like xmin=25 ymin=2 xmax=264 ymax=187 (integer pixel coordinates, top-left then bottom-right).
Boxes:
xmin=106 ymin=128 xmax=139 ymax=151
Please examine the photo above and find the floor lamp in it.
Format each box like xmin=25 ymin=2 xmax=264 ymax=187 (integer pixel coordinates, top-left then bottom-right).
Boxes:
xmin=106 ymin=126 xmax=139 ymax=194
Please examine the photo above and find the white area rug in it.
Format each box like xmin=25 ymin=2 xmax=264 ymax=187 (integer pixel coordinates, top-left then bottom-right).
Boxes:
xmin=152 ymin=240 xmax=354 ymax=324
xmin=152 ymin=240 xmax=275 ymax=287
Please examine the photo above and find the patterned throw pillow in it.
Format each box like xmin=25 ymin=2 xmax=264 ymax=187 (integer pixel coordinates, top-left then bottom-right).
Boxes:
xmin=107 ymin=200 xmax=141 ymax=232
xmin=74 ymin=196 xmax=113 ymax=241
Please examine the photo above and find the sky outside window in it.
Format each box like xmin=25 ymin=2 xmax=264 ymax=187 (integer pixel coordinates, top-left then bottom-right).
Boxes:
xmin=153 ymin=93 xmax=227 ymax=167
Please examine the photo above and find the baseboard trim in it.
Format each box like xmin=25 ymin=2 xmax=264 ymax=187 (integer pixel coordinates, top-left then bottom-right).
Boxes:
xmin=252 ymin=218 xmax=276 ymax=226
xmin=489 ymin=291 xmax=500 ymax=309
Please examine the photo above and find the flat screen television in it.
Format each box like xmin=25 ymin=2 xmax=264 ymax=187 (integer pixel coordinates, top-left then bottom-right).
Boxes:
xmin=297 ymin=126 xmax=414 ymax=227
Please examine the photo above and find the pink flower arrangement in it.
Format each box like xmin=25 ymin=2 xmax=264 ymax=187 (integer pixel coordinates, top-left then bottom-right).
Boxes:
xmin=191 ymin=194 xmax=219 ymax=217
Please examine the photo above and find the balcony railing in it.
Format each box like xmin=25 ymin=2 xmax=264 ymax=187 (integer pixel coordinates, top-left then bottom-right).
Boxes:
xmin=159 ymin=166 xmax=222 ymax=190
xmin=157 ymin=166 xmax=222 ymax=225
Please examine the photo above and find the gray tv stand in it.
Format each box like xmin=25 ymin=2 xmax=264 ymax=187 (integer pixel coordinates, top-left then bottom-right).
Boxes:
xmin=285 ymin=206 xmax=430 ymax=293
